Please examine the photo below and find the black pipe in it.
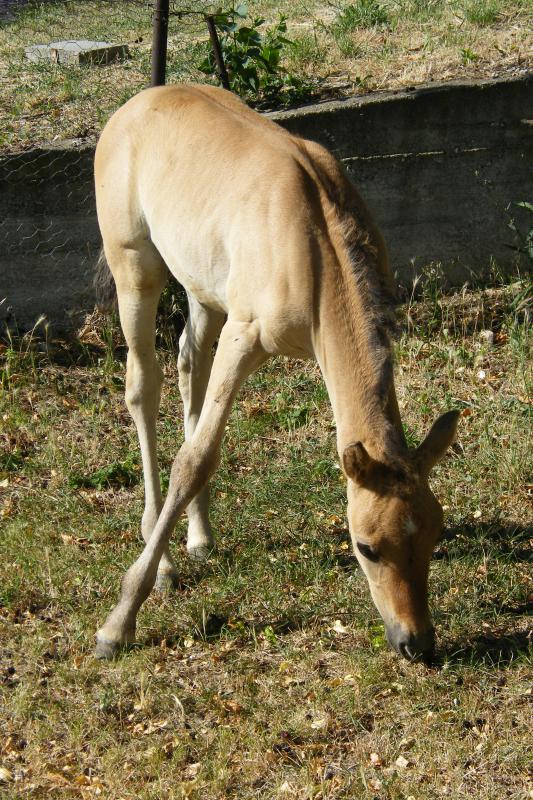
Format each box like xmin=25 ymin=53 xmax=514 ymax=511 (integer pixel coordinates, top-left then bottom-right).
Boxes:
xmin=206 ymin=15 xmax=230 ymax=91
xmin=151 ymin=0 xmax=169 ymax=86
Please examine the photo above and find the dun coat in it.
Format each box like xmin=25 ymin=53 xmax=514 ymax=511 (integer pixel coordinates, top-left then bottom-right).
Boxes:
xmin=94 ymin=84 xmax=459 ymax=661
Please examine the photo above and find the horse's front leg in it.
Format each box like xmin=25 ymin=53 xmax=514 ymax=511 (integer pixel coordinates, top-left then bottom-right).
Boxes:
xmin=95 ymin=319 xmax=267 ymax=658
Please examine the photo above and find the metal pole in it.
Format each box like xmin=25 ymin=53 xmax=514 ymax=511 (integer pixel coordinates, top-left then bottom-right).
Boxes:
xmin=206 ymin=15 xmax=230 ymax=91
xmin=151 ymin=0 xmax=169 ymax=86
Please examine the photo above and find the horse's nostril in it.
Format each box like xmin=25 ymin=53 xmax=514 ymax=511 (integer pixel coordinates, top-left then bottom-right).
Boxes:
xmin=399 ymin=641 xmax=416 ymax=661
xmin=398 ymin=630 xmax=435 ymax=663
xmin=387 ymin=624 xmax=436 ymax=662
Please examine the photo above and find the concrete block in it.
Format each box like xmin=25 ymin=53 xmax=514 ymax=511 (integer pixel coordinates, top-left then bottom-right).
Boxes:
xmin=24 ymin=40 xmax=129 ymax=66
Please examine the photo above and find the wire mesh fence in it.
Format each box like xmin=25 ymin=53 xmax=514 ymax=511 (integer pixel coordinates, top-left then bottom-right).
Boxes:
xmin=0 ymin=1 xmax=222 ymax=333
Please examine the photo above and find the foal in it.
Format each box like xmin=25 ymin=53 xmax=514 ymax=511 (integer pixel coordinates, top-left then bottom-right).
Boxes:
xmin=94 ymin=84 xmax=458 ymax=661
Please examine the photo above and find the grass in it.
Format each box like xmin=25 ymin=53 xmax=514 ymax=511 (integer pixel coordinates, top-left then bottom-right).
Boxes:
xmin=0 ymin=0 xmax=531 ymax=151
xmin=0 ymin=273 xmax=531 ymax=798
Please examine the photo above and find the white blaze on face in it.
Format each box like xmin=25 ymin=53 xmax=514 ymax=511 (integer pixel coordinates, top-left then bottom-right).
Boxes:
xmin=404 ymin=515 xmax=417 ymax=536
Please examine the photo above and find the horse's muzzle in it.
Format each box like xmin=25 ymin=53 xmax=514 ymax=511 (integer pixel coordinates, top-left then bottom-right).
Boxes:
xmin=386 ymin=624 xmax=436 ymax=663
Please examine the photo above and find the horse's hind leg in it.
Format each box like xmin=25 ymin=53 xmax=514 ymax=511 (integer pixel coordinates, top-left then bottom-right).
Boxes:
xmin=109 ymin=242 xmax=178 ymax=591
xmin=178 ymin=294 xmax=225 ymax=560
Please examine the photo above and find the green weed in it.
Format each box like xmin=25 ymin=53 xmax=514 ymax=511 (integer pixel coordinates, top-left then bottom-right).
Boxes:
xmin=461 ymin=45 xmax=481 ymax=62
xmin=507 ymin=200 xmax=533 ymax=265
xmin=69 ymin=454 xmax=140 ymax=490
xmin=199 ymin=5 xmax=318 ymax=106
xmin=333 ymin=0 xmax=389 ymax=31
xmin=460 ymin=0 xmax=502 ymax=25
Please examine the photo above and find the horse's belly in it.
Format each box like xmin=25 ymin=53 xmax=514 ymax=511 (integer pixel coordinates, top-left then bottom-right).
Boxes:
xmin=150 ymin=227 xmax=230 ymax=313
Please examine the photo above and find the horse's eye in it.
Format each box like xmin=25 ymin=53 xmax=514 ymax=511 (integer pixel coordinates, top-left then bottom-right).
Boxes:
xmin=356 ymin=542 xmax=380 ymax=562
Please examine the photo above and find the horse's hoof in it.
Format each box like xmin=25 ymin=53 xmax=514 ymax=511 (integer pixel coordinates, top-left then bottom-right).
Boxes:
xmin=187 ymin=545 xmax=212 ymax=563
xmin=154 ymin=569 xmax=180 ymax=593
xmin=94 ymin=636 xmax=123 ymax=660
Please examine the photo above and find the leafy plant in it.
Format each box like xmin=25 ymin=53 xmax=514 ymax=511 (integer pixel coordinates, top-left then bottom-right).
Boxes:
xmin=69 ymin=454 xmax=139 ymax=490
xmin=460 ymin=0 xmax=502 ymax=26
xmin=461 ymin=46 xmax=480 ymax=63
xmin=0 ymin=316 xmax=48 ymax=397
xmin=507 ymin=201 xmax=533 ymax=265
xmin=0 ymin=451 xmax=25 ymax=473
xmin=273 ymin=391 xmax=311 ymax=431
xmin=199 ymin=5 xmax=316 ymax=106
xmin=333 ymin=0 xmax=389 ymax=32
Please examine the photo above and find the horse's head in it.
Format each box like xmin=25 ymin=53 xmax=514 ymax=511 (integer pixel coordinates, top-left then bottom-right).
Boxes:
xmin=343 ymin=411 xmax=459 ymax=662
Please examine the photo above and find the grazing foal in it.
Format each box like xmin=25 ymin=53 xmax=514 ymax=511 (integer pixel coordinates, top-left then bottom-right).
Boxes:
xmin=94 ymin=84 xmax=458 ymax=661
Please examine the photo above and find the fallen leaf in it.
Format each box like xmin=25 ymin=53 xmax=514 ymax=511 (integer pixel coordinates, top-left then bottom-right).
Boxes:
xmin=399 ymin=736 xmax=415 ymax=750
xmin=279 ymin=780 xmax=296 ymax=795
xmin=45 ymin=771 xmax=69 ymax=785
xmin=184 ymin=762 xmax=201 ymax=779
xmin=2 ymin=736 xmax=24 ymax=755
xmin=0 ymin=767 xmax=12 ymax=783
xmin=332 ymin=619 xmax=350 ymax=635
xmin=220 ymin=699 xmax=244 ymax=715
xmin=343 ymin=674 xmax=360 ymax=685
xmin=283 ymin=676 xmax=304 ymax=687
xmin=395 ymin=755 xmax=410 ymax=769
xmin=60 ymin=534 xmax=90 ymax=547
xmin=73 ymin=774 xmax=92 ymax=786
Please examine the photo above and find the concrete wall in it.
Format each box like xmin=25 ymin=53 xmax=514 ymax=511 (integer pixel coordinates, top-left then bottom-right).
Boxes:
xmin=1 ymin=74 xmax=531 ymax=332
xmin=1 ymin=144 xmax=98 ymax=332
xmin=272 ymin=74 xmax=533 ymax=286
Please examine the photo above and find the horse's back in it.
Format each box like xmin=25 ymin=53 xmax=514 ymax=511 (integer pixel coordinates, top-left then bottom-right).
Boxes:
xmin=95 ymin=84 xmax=387 ymax=354
xmin=97 ymin=87 xmax=317 ymax=318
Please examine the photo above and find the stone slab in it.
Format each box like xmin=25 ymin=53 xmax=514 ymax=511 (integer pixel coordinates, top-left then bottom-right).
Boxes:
xmin=24 ymin=40 xmax=129 ymax=66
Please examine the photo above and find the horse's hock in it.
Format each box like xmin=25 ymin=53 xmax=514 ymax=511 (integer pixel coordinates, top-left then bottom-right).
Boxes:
xmin=1 ymin=74 xmax=532 ymax=333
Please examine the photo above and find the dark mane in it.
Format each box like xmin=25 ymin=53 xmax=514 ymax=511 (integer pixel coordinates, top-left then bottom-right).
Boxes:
xmin=294 ymin=136 xmax=407 ymax=464
xmin=297 ymin=136 xmax=398 ymax=359
xmin=341 ymin=211 xmax=399 ymax=340
xmin=336 ymin=204 xmax=410 ymax=472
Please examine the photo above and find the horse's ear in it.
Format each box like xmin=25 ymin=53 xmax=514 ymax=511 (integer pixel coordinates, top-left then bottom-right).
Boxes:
xmin=416 ymin=410 xmax=460 ymax=476
xmin=343 ymin=442 xmax=375 ymax=484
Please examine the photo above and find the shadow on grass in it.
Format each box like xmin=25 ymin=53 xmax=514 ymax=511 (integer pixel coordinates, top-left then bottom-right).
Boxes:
xmin=435 ymin=520 xmax=532 ymax=562
xmin=440 ymin=627 xmax=531 ymax=668
xmin=144 ymin=607 xmax=320 ymax=649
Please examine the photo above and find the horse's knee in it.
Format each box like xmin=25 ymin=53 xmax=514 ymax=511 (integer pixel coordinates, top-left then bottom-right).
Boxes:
xmin=125 ymin=356 xmax=163 ymax=412
xmin=169 ymin=441 xmax=220 ymax=505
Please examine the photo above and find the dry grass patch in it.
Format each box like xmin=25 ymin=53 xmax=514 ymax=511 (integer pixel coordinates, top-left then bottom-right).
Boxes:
xmin=0 ymin=0 xmax=531 ymax=151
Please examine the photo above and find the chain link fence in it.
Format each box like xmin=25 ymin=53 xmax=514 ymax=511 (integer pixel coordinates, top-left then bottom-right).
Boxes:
xmin=0 ymin=1 xmax=221 ymax=333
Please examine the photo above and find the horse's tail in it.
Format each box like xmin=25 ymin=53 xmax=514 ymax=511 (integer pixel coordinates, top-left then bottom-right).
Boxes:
xmin=94 ymin=248 xmax=117 ymax=312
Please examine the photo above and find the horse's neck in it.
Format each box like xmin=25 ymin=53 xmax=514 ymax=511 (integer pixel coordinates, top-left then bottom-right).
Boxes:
xmin=312 ymin=258 xmax=405 ymax=463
